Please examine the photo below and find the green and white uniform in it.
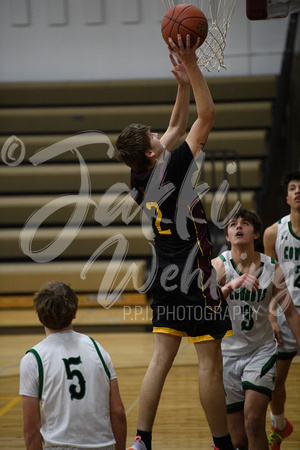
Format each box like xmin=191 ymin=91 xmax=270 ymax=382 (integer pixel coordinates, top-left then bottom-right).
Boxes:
xmin=275 ymin=214 xmax=300 ymax=357
xmin=20 ymin=330 xmax=116 ymax=449
xmin=219 ymin=251 xmax=277 ymax=412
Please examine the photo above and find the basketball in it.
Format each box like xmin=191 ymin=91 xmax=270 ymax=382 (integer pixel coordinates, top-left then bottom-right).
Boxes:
xmin=161 ymin=4 xmax=208 ymax=48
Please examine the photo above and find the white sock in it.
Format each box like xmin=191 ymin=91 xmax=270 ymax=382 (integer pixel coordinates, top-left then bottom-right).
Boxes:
xmin=271 ymin=412 xmax=286 ymax=431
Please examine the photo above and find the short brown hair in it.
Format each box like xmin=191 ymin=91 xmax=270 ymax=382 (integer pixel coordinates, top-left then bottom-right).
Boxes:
xmin=224 ymin=209 xmax=263 ymax=238
xmin=33 ymin=281 xmax=78 ymax=329
xmin=116 ymin=123 xmax=151 ymax=172
xmin=281 ymin=170 xmax=300 ymax=196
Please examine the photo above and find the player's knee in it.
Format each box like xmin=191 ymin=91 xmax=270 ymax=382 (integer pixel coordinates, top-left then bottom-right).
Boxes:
xmin=151 ymin=351 xmax=175 ymax=373
xmin=199 ymin=357 xmax=223 ymax=377
xmin=244 ymin=411 xmax=263 ymax=437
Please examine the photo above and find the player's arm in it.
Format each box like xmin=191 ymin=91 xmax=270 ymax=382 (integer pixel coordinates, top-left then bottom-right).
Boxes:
xmin=212 ymin=256 xmax=259 ymax=298
xmin=272 ymin=261 xmax=300 ymax=346
xmin=263 ymin=223 xmax=282 ymax=340
xmin=110 ymin=378 xmax=127 ymax=450
xmin=168 ymin=34 xmax=216 ymax=157
xmin=22 ymin=395 xmax=42 ymax=450
xmin=263 ymin=222 xmax=278 ymax=259
xmin=160 ymin=53 xmax=191 ymax=151
xmin=268 ymin=304 xmax=282 ymax=345
xmin=212 ymin=257 xmax=227 ymax=288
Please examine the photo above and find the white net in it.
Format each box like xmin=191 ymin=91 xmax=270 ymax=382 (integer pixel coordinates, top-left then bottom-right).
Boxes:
xmin=162 ymin=0 xmax=237 ymax=72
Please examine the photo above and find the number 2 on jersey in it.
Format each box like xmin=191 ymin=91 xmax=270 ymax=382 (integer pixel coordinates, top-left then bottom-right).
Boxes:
xmin=146 ymin=202 xmax=171 ymax=235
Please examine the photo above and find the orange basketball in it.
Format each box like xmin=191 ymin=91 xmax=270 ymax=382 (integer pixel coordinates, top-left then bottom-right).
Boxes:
xmin=161 ymin=4 xmax=208 ymax=48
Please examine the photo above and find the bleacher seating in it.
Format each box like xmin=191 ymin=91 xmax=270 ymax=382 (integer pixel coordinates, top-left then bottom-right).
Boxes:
xmin=0 ymin=75 xmax=277 ymax=319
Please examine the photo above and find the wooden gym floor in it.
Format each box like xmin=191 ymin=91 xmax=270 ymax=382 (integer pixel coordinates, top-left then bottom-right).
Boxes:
xmin=1 ymin=309 xmax=300 ymax=449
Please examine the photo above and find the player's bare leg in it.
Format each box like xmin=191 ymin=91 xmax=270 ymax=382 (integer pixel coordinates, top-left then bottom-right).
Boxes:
xmin=244 ymin=390 xmax=269 ymax=450
xmin=137 ymin=333 xmax=181 ymax=431
xmin=194 ymin=339 xmax=228 ymax=437
xmin=227 ymin=410 xmax=248 ymax=450
xmin=270 ymin=358 xmax=293 ymax=417
xmin=268 ymin=358 xmax=294 ymax=448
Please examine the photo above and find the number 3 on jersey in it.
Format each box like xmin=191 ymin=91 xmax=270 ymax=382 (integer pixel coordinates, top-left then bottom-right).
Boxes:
xmin=241 ymin=304 xmax=254 ymax=331
xmin=63 ymin=356 xmax=86 ymax=400
xmin=146 ymin=202 xmax=171 ymax=235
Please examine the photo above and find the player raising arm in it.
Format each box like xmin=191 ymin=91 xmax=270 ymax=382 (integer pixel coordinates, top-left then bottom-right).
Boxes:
xmin=116 ymin=34 xmax=233 ymax=450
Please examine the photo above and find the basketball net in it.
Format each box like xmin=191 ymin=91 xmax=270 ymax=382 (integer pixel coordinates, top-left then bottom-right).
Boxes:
xmin=162 ymin=0 xmax=237 ymax=72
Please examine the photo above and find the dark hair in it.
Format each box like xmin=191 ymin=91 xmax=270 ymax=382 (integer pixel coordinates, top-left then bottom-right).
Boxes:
xmin=281 ymin=171 xmax=300 ymax=196
xmin=33 ymin=281 xmax=78 ymax=330
xmin=115 ymin=123 xmax=151 ymax=172
xmin=224 ymin=209 xmax=263 ymax=238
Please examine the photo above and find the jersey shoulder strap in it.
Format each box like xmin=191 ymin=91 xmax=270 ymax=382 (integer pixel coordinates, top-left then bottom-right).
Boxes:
xmin=26 ymin=349 xmax=44 ymax=399
xmin=89 ymin=337 xmax=111 ymax=379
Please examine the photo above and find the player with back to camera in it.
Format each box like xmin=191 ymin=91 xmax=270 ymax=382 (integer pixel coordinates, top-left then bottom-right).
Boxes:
xmin=263 ymin=170 xmax=300 ymax=449
xmin=116 ymin=34 xmax=234 ymax=450
xmin=19 ymin=281 xmax=127 ymax=450
xmin=212 ymin=209 xmax=300 ymax=450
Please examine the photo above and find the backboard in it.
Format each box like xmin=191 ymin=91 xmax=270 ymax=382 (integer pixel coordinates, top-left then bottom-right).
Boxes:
xmin=246 ymin=0 xmax=300 ymax=20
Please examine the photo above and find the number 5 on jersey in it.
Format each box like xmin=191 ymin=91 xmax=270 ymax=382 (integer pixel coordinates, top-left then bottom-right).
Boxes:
xmin=63 ymin=356 xmax=86 ymax=400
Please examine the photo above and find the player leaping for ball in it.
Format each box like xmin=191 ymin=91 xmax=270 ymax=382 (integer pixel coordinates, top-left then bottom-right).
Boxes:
xmin=116 ymin=35 xmax=234 ymax=450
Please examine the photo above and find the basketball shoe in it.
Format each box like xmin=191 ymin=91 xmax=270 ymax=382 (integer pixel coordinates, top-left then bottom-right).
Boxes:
xmin=268 ymin=417 xmax=293 ymax=450
xmin=126 ymin=435 xmax=148 ymax=450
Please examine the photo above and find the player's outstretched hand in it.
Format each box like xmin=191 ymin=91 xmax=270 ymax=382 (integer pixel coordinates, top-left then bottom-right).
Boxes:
xmin=168 ymin=34 xmax=199 ymax=67
xmin=169 ymin=53 xmax=190 ymax=87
